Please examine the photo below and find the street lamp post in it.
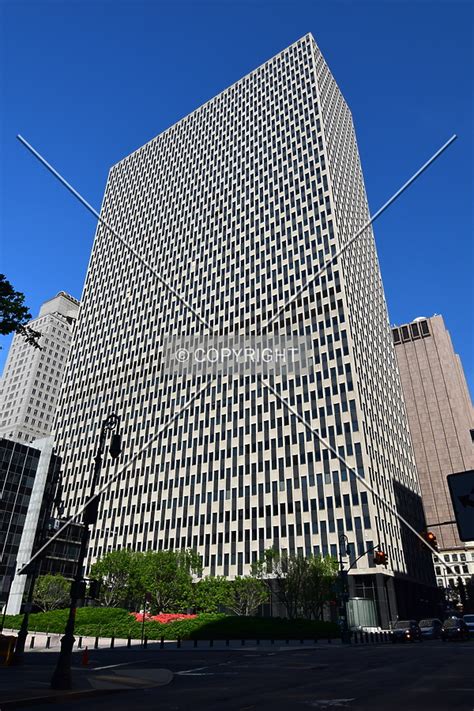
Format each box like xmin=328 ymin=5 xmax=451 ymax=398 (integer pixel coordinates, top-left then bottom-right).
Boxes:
xmin=50 ymin=414 xmax=121 ymax=690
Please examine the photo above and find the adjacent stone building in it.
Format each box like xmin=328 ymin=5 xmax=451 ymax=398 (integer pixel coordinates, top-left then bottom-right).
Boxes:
xmin=392 ymin=315 xmax=474 ymax=589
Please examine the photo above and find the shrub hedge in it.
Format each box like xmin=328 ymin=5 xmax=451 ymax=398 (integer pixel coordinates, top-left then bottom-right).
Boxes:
xmin=2 ymin=608 xmax=339 ymax=640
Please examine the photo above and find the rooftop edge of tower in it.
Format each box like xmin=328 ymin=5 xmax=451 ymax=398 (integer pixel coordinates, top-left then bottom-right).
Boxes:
xmin=110 ymin=32 xmax=319 ymax=171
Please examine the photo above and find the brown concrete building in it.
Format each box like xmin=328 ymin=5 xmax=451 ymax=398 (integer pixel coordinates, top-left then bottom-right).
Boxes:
xmin=392 ymin=315 xmax=474 ymax=572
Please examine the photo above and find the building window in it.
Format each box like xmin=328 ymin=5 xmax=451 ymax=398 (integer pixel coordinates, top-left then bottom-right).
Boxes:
xmin=420 ymin=320 xmax=430 ymax=337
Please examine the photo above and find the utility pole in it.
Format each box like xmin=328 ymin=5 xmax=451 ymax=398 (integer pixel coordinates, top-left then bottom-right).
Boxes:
xmin=50 ymin=414 xmax=122 ymax=690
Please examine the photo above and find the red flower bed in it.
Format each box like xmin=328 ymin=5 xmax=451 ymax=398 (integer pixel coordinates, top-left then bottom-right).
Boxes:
xmin=131 ymin=612 xmax=197 ymax=623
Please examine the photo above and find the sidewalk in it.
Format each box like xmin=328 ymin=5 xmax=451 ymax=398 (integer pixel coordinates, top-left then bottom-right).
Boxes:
xmin=0 ymin=660 xmax=173 ymax=708
xmin=1 ymin=628 xmax=342 ymax=653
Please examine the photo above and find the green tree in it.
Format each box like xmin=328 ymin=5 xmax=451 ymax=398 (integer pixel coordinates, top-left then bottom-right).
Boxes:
xmin=252 ymin=549 xmax=308 ymax=620
xmin=0 ymin=274 xmax=42 ymax=349
xmin=226 ymin=576 xmax=269 ymax=616
xmin=90 ymin=549 xmax=144 ymax=607
xmin=33 ymin=574 xmax=70 ymax=611
xmin=141 ymin=549 xmax=202 ymax=613
xmin=301 ymin=555 xmax=339 ymax=620
xmin=193 ymin=576 xmax=231 ymax=613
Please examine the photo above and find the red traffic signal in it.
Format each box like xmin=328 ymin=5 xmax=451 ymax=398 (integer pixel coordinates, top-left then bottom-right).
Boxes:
xmin=422 ymin=531 xmax=438 ymax=550
xmin=374 ymin=550 xmax=388 ymax=566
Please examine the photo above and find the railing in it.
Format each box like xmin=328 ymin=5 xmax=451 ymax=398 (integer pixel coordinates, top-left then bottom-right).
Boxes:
xmin=351 ymin=630 xmax=394 ymax=644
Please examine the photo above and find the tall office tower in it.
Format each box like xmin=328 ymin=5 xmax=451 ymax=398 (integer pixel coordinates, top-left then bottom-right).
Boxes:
xmin=392 ymin=315 xmax=474 ymax=589
xmin=0 ymin=292 xmax=79 ymax=444
xmin=55 ymin=34 xmax=436 ymax=625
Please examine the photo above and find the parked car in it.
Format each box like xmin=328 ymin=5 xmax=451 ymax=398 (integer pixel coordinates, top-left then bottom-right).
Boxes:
xmin=392 ymin=620 xmax=422 ymax=642
xmin=462 ymin=614 xmax=474 ymax=635
xmin=418 ymin=618 xmax=442 ymax=639
xmin=441 ymin=617 xmax=470 ymax=641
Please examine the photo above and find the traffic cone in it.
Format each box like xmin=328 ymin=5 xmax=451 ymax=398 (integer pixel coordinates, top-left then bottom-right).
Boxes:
xmin=82 ymin=646 xmax=89 ymax=666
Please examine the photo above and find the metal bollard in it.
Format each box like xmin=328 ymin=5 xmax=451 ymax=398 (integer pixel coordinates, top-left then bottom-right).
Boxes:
xmin=193 ymin=638 xmax=198 ymax=648
xmin=78 ymin=636 xmax=82 ymax=649
xmin=127 ymin=636 xmax=131 ymax=648
xmin=177 ymin=638 xmax=181 ymax=648
xmin=226 ymin=639 xmax=229 ymax=647
xmin=29 ymin=635 xmax=35 ymax=649
xmin=241 ymin=638 xmax=245 ymax=646
xmin=110 ymin=636 xmax=115 ymax=649
xmin=144 ymin=636 xmax=148 ymax=648
xmin=46 ymin=636 xmax=51 ymax=649
xmin=160 ymin=636 xmax=164 ymax=649
xmin=314 ymin=637 xmax=318 ymax=644
xmin=94 ymin=636 xmax=99 ymax=649
xmin=328 ymin=638 xmax=332 ymax=644
xmin=209 ymin=639 xmax=213 ymax=647
xmin=271 ymin=639 xmax=275 ymax=645
xmin=256 ymin=639 xmax=260 ymax=646
xmin=300 ymin=639 xmax=304 ymax=645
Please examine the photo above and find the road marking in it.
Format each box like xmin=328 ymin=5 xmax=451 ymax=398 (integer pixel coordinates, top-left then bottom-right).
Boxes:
xmin=308 ymin=701 xmax=355 ymax=708
xmin=177 ymin=672 xmax=239 ymax=676
xmin=91 ymin=658 xmax=153 ymax=671
xmin=177 ymin=672 xmax=215 ymax=676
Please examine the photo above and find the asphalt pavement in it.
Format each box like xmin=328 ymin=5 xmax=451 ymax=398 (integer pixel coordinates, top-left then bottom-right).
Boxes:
xmin=1 ymin=639 xmax=473 ymax=710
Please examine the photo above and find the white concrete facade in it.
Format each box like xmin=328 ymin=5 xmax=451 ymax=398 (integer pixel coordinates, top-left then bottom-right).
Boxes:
xmin=0 ymin=292 xmax=79 ymax=444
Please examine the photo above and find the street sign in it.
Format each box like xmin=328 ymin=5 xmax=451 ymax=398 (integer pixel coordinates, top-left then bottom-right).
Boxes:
xmin=447 ymin=470 xmax=474 ymax=542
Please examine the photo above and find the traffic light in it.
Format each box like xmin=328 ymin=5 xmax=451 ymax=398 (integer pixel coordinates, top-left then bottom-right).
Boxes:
xmin=422 ymin=531 xmax=438 ymax=550
xmin=109 ymin=433 xmax=122 ymax=460
xmin=88 ymin=580 xmax=101 ymax=599
xmin=70 ymin=580 xmax=87 ymax=600
xmin=374 ymin=550 xmax=388 ymax=566
xmin=84 ymin=495 xmax=100 ymax=526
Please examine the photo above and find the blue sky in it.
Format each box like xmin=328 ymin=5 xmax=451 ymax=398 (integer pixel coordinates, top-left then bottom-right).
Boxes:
xmin=1 ymin=0 xmax=473 ymax=392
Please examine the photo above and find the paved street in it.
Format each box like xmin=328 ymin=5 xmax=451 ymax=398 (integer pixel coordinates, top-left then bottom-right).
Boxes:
xmin=3 ymin=640 xmax=473 ymax=710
